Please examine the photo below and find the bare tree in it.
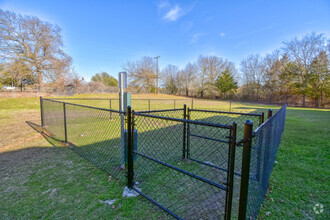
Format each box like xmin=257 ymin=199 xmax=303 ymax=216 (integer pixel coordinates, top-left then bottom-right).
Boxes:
xmin=0 ymin=9 xmax=71 ymax=91
xmin=262 ymin=50 xmax=282 ymax=102
xmin=240 ymin=54 xmax=264 ymax=101
xmin=195 ymin=55 xmax=231 ymax=98
xmin=283 ymin=32 xmax=327 ymax=106
xmin=182 ymin=62 xmax=196 ymax=96
xmin=196 ymin=56 xmax=208 ymax=98
xmin=162 ymin=64 xmax=179 ymax=94
xmin=122 ymin=56 xmax=156 ymax=93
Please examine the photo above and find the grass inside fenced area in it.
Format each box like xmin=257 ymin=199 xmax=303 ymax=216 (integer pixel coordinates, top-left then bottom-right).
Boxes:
xmin=0 ymin=94 xmax=329 ymax=219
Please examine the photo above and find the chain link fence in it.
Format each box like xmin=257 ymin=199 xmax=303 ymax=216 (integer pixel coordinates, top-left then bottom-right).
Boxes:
xmin=131 ymin=108 xmax=235 ymax=219
xmin=42 ymin=98 xmax=125 ymax=179
xmin=245 ymin=105 xmax=287 ymax=219
xmin=40 ymin=97 xmax=286 ymax=219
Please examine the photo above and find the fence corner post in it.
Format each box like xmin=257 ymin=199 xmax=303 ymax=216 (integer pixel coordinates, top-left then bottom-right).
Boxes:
xmin=40 ymin=96 xmax=44 ymax=127
xmin=127 ymin=106 xmax=134 ymax=188
xmin=238 ymin=120 xmax=253 ymax=219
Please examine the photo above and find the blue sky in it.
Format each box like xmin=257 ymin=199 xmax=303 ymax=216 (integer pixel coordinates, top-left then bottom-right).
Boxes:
xmin=1 ymin=0 xmax=329 ymax=81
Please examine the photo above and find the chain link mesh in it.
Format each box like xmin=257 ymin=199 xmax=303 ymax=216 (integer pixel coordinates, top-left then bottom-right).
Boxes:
xmin=246 ymin=105 xmax=286 ymax=219
xmin=42 ymin=99 xmax=125 ymax=179
xmin=43 ymin=99 xmax=65 ymax=140
xmin=132 ymin=111 xmax=233 ymax=219
xmin=41 ymin=98 xmax=286 ymax=219
xmin=188 ymin=109 xmax=263 ymax=178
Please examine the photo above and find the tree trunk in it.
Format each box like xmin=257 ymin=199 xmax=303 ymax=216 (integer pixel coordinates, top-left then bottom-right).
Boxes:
xmin=302 ymin=95 xmax=306 ymax=107
xmin=186 ymin=88 xmax=188 ymax=96
xmin=37 ymin=68 xmax=44 ymax=92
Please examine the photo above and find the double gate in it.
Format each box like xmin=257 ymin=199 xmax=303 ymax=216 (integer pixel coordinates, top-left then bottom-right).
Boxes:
xmin=126 ymin=106 xmax=238 ymax=219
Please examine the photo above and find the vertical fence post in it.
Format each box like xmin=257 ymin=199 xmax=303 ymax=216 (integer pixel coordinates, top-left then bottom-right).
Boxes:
xmin=40 ymin=96 xmax=44 ymax=127
xmin=110 ymin=99 xmax=112 ymax=119
xmin=267 ymin=109 xmax=273 ymax=119
xmin=229 ymin=99 xmax=232 ymax=112
xmin=259 ymin=112 xmax=264 ymax=126
xmin=127 ymin=106 xmax=134 ymax=188
xmin=149 ymin=99 xmax=151 ymax=111
xmin=225 ymin=122 xmax=237 ymax=220
xmin=238 ymin=120 xmax=253 ymax=219
xmin=63 ymin=103 xmax=68 ymax=143
xmin=262 ymin=109 xmax=272 ymax=190
xmin=182 ymin=104 xmax=187 ymax=160
xmin=186 ymin=107 xmax=190 ymax=159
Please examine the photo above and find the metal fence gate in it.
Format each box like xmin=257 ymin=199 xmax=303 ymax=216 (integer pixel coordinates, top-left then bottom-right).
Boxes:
xmin=125 ymin=106 xmax=237 ymax=219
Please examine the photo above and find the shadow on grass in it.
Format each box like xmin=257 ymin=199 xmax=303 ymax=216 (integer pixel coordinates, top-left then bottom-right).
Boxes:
xmin=23 ymin=111 xmax=259 ymax=219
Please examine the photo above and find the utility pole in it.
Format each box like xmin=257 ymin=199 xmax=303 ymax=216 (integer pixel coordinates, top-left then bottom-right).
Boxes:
xmin=154 ymin=56 xmax=160 ymax=94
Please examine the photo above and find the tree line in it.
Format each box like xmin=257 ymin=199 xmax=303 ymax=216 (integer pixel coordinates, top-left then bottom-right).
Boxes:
xmin=0 ymin=10 xmax=328 ymax=107
xmin=123 ymin=33 xmax=329 ymax=107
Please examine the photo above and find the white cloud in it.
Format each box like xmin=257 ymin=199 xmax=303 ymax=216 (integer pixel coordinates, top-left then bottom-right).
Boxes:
xmin=163 ymin=5 xmax=181 ymax=21
xmin=159 ymin=1 xmax=196 ymax=22
xmin=219 ymin=32 xmax=226 ymax=37
xmin=190 ymin=33 xmax=202 ymax=44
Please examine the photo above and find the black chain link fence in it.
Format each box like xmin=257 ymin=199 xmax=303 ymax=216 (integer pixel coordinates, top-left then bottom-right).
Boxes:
xmin=131 ymin=109 xmax=235 ymax=219
xmin=42 ymin=98 xmax=125 ymax=179
xmin=246 ymin=104 xmax=287 ymax=219
xmin=40 ymin=97 xmax=286 ymax=219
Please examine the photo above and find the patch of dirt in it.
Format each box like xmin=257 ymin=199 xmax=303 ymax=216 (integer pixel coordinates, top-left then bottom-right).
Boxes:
xmin=0 ymin=91 xmax=50 ymax=98
xmin=0 ymin=110 xmax=42 ymax=150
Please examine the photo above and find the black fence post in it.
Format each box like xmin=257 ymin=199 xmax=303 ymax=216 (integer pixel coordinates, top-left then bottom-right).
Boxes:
xmin=238 ymin=120 xmax=253 ymax=219
xmin=110 ymin=99 xmax=112 ymax=119
xmin=260 ymin=112 xmax=264 ymax=126
xmin=186 ymin=107 xmax=190 ymax=159
xmin=262 ymin=109 xmax=272 ymax=189
xmin=182 ymin=104 xmax=187 ymax=160
xmin=63 ymin=103 xmax=68 ymax=143
xmin=267 ymin=109 xmax=273 ymax=119
xmin=40 ymin=96 xmax=44 ymax=127
xmin=127 ymin=106 xmax=134 ymax=188
xmin=225 ymin=122 xmax=237 ymax=220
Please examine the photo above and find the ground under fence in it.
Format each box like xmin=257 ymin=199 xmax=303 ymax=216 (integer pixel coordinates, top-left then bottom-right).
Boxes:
xmin=40 ymin=97 xmax=286 ymax=219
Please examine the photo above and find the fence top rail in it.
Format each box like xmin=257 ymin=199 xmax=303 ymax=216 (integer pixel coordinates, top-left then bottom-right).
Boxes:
xmin=42 ymin=98 xmax=125 ymax=114
xmin=253 ymin=104 xmax=286 ymax=134
xmin=49 ymin=97 xmax=116 ymax=100
xmin=132 ymin=99 xmax=192 ymax=101
xmin=135 ymin=108 xmax=184 ymax=114
xmin=188 ymin=108 xmax=262 ymax=117
xmin=134 ymin=111 xmax=232 ymax=129
xmin=46 ymin=98 xmax=192 ymax=101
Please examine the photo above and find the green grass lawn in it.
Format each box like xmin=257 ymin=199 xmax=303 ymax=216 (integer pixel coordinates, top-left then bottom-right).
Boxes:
xmin=0 ymin=94 xmax=329 ymax=219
